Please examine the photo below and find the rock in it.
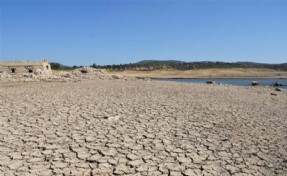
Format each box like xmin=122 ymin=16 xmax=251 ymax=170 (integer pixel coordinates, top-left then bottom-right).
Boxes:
xmin=206 ymin=80 xmax=215 ymax=84
xmin=105 ymin=115 xmax=121 ymax=121
xmin=0 ymin=66 xmax=119 ymax=82
xmin=251 ymin=81 xmax=259 ymax=86
xmin=23 ymin=73 xmax=33 ymax=78
xmin=80 ymin=67 xmax=89 ymax=73
xmin=112 ymin=75 xmax=121 ymax=79
xmin=271 ymin=93 xmax=277 ymax=96
xmin=273 ymin=82 xmax=283 ymax=87
xmin=275 ymin=88 xmax=282 ymax=91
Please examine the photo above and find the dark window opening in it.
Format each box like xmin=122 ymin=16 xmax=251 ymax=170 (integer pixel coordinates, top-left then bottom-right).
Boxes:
xmin=46 ymin=65 xmax=49 ymax=70
xmin=11 ymin=68 xmax=16 ymax=73
xmin=28 ymin=69 xmax=33 ymax=73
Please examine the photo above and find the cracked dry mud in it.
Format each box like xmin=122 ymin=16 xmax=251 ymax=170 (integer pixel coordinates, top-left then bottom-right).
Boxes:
xmin=0 ymin=80 xmax=286 ymax=176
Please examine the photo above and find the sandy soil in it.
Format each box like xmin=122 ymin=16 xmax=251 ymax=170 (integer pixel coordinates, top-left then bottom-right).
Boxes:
xmin=109 ymin=68 xmax=287 ymax=78
xmin=0 ymin=79 xmax=286 ymax=175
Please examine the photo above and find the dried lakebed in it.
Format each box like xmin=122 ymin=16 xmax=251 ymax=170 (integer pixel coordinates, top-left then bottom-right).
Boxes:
xmin=0 ymin=80 xmax=286 ymax=176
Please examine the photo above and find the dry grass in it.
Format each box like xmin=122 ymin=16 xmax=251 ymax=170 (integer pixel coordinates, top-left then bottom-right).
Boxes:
xmin=108 ymin=68 xmax=287 ymax=78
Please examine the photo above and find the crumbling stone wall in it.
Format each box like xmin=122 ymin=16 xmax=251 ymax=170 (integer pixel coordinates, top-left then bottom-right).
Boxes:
xmin=0 ymin=59 xmax=51 ymax=75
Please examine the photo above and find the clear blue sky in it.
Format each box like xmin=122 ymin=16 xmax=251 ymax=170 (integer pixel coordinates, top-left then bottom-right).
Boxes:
xmin=1 ymin=0 xmax=287 ymax=66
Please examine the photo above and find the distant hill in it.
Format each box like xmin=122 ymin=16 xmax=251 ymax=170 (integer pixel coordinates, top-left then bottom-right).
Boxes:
xmin=50 ymin=60 xmax=287 ymax=71
xmin=132 ymin=60 xmax=287 ymax=71
xmin=136 ymin=60 xmax=186 ymax=65
xmin=136 ymin=60 xmax=274 ymax=66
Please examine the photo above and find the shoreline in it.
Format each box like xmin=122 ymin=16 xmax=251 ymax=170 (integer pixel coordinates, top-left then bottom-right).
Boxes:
xmin=140 ymin=76 xmax=287 ymax=79
xmin=151 ymin=77 xmax=287 ymax=88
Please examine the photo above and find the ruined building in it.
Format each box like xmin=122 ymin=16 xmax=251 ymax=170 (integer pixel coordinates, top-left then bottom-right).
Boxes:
xmin=0 ymin=58 xmax=52 ymax=75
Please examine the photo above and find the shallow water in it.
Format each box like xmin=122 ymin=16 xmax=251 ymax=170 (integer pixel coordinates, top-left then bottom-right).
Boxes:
xmin=154 ymin=78 xmax=287 ymax=88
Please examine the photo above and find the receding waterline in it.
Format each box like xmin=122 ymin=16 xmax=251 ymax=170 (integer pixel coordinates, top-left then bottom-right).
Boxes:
xmin=153 ymin=78 xmax=287 ymax=88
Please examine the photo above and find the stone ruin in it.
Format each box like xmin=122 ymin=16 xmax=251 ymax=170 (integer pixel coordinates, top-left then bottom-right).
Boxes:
xmin=0 ymin=59 xmax=143 ymax=82
xmin=0 ymin=58 xmax=51 ymax=76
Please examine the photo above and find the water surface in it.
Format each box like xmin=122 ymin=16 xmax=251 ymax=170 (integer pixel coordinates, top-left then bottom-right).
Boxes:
xmin=154 ymin=78 xmax=287 ymax=88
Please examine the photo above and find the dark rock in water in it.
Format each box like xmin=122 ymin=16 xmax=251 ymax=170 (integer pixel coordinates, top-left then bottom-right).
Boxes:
xmin=273 ymin=82 xmax=283 ymax=87
xmin=271 ymin=93 xmax=277 ymax=96
xmin=275 ymin=88 xmax=282 ymax=91
xmin=206 ymin=80 xmax=215 ymax=84
xmin=251 ymin=81 xmax=259 ymax=86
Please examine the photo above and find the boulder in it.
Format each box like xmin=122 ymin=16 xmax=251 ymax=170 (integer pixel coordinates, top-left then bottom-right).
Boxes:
xmin=251 ymin=81 xmax=259 ymax=86
xmin=206 ymin=80 xmax=215 ymax=84
xmin=273 ymin=82 xmax=283 ymax=87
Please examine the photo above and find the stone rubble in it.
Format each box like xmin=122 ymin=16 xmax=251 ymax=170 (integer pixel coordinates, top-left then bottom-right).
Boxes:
xmin=0 ymin=67 xmax=139 ymax=82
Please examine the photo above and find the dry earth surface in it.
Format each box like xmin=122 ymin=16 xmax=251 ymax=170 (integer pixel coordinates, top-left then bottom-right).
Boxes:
xmin=109 ymin=68 xmax=287 ymax=78
xmin=0 ymin=79 xmax=287 ymax=176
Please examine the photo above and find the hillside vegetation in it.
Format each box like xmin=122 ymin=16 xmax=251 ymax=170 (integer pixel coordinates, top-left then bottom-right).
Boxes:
xmin=51 ymin=60 xmax=287 ymax=71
